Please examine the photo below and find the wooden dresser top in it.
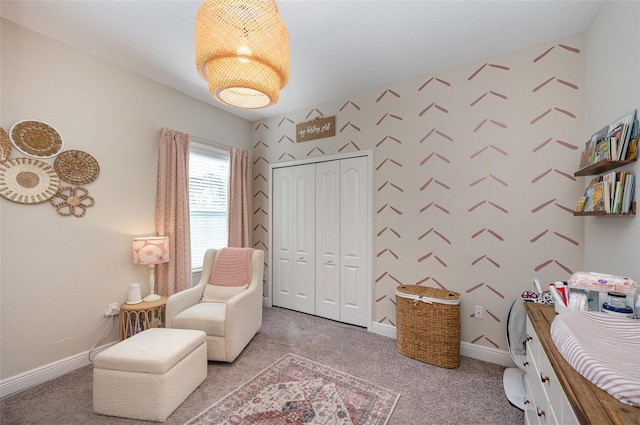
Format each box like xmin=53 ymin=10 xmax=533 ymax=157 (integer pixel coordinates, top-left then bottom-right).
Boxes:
xmin=525 ymin=302 xmax=640 ymax=425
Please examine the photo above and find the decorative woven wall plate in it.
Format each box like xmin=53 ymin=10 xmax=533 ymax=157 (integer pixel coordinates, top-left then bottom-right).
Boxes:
xmin=0 ymin=127 xmax=11 ymax=164
xmin=0 ymin=157 xmax=60 ymax=204
xmin=50 ymin=186 xmax=95 ymax=218
xmin=54 ymin=150 xmax=100 ymax=185
xmin=9 ymin=120 xmax=64 ymax=159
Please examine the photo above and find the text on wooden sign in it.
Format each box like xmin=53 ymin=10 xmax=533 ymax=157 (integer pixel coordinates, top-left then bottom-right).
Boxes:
xmin=296 ymin=116 xmax=336 ymax=142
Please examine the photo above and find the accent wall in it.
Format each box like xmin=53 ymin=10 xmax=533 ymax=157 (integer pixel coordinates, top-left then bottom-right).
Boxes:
xmin=251 ymin=33 xmax=586 ymax=353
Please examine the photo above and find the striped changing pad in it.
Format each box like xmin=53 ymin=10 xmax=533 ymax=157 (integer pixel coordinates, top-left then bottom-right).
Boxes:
xmin=551 ymin=312 xmax=640 ymax=407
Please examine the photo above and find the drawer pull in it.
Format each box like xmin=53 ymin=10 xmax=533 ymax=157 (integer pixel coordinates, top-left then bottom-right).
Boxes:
xmin=523 ymin=360 xmax=529 ymax=367
xmin=537 ymin=407 xmax=546 ymax=417
xmin=540 ymin=373 xmax=550 ymax=383
xmin=523 ymin=398 xmax=530 ymax=405
xmin=525 ymin=335 xmax=533 ymax=342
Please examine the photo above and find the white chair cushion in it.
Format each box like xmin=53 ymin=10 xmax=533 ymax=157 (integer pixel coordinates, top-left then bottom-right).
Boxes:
xmin=202 ymin=283 xmax=248 ymax=302
xmin=172 ymin=302 xmax=226 ymax=337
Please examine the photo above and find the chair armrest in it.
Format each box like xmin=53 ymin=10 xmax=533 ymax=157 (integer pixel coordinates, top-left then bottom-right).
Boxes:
xmin=223 ymin=250 xmax=264 ymax=358
xmin=165 ymin=284 xmax=204 ymax=328
xmin=224 ymin=279 xmax=262 ymax=335
xmin=226 ymin=278 xmax=262 ymax=311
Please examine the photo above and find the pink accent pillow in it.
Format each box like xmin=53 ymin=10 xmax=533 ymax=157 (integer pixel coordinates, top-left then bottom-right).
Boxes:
xmin=208 ymin=247 xmax=254 ymax=287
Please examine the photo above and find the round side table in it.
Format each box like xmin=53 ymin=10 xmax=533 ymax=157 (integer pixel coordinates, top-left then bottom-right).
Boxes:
xmin=119 ymin=296 xmax=168 ymax=340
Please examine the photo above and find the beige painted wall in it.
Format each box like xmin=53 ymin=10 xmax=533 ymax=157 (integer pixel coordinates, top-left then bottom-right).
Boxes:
xmin=252 ymin=33 xmax=586 ymax=352
xmin=584 ymin=2 xmax=640 ymax=277
xmin=0 ymin=19 xmax=251 ymax=379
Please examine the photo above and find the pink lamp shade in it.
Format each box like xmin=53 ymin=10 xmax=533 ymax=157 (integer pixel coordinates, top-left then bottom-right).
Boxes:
xmin=132 ymin=236 xmax=169 ymax=302
xmin=132 ymin=236 xmax=169 ymax=265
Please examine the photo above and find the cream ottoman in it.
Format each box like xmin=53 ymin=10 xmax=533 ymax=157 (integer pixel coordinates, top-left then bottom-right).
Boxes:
xmin=93 ymin=328 xmax=207 ymax=422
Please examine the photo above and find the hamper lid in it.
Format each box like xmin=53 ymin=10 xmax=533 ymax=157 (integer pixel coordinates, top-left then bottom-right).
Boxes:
xmin=396 ymin=285 xmax=461 ymax=305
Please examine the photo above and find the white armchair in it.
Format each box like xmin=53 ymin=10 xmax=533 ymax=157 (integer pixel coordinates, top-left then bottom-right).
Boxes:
xmin=165 ymin=248 xmax=264 ymax=362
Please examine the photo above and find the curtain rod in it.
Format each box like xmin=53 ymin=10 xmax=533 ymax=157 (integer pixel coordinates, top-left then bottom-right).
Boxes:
xmin=190 ymin=135 xmax=230 ymax=152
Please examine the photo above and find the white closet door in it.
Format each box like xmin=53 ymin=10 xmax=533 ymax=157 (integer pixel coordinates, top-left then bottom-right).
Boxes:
xmin=315 ymin=160 xmax=341 ymax=321
xmin=272 ymin=164 xmax=316 ymax=314
xmin=339 ymin=156 xmax=369 ymax=327
xmin=272 ymin=167 xmax=293 ymax=309
xmin=292 ymin=164 xmax=316 ymax=314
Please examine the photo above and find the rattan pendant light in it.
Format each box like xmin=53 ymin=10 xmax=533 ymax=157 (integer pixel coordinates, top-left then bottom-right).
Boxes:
xmin=195 ymin=0 xmax=289 ymax=109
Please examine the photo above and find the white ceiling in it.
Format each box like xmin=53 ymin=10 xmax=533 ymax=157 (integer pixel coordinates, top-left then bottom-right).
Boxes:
xmin=1 ymin=1 xmax=603 ymax=122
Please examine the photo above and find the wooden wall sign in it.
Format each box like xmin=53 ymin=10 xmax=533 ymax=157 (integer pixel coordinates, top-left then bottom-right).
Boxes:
xmin=296 ymin=116 xmax=336 ymax=143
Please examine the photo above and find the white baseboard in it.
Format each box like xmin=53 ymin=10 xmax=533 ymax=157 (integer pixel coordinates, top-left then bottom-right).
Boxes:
xmin=2 ymin=315 xmax=513 ymax=399
xmin=371 ymin=321 xmax=515 ymax=368
xmin=0 ymin=341 xmax=117 ymax=399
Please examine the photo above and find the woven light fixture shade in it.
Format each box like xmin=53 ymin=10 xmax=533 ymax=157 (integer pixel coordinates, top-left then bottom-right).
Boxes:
xmin=195 ymin=0 xmax=289 ymax=109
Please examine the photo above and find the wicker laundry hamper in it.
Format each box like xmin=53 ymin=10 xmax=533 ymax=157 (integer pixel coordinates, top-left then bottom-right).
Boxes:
xmin=395 ymin=285 xmax=461 ymax=368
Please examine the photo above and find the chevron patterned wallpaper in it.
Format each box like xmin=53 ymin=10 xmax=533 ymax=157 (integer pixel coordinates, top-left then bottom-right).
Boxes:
xmin=251 ymin=33 xmax=586 ymax=351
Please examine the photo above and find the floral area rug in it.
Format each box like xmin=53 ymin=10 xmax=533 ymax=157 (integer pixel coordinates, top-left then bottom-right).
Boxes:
xmin=185 ymin=353 xmax=400 ymax=425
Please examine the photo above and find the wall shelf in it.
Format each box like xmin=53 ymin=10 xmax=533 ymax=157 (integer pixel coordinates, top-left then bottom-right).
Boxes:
xmin=574 ymin=159 xmax=636 ymax=177
xmin=573 ymin=202 xmax=636 ymax=216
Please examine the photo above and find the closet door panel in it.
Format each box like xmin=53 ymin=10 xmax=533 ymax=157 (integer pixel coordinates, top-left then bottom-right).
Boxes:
xmin=315 ymin=161 xmax=340 ymax=321
xmin=272 ymin=167 xmax=293 ymax=309
xmin=339 ymin=156 xmax=369 ymax=327
xmin=291 ymin=164 xmax=316 ymax=314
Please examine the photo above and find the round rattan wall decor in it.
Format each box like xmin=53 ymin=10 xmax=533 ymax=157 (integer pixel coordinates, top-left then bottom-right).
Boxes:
xmin=9 ymin=120 xmax=64 ymax=159
xmin=54 ymin=150 xmax=100 ymax=185
xmin=0 ymin=127 xmax=11 ymax=164
xmin=0 ymin=157 xmax=60 ymax=204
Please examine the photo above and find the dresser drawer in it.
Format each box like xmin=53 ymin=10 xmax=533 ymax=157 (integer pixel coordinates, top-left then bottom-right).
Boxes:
xmin=525 ymin=312 xmax=574 ymax=425
xmin=525 ymin=316 xmax=539 ymax=365
xmin=524 ymin=377 xmax=539 ymax=425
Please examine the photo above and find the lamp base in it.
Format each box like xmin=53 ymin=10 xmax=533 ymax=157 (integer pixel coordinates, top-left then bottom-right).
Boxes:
xmin=143 ymin=293 xmax=161 ymax=303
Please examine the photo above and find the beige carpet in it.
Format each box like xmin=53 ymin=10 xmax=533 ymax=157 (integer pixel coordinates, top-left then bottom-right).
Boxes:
xmin=0 ymin=306 xmax=523 ymax=424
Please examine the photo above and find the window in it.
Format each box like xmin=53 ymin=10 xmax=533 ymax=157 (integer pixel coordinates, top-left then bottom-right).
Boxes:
xmin=189 ymin=143 xmax=229 ymax=272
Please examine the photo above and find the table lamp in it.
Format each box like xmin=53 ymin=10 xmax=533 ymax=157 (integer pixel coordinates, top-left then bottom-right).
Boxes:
xmin=132 ymin=236 xmax=169 ymax=302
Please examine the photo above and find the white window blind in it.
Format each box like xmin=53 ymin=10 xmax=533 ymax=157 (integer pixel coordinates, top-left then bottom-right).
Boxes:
xmin=189 ymin=143 xmax=229 ymax=271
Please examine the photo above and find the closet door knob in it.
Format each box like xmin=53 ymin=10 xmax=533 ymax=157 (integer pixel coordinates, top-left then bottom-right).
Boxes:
xmin=525 ymin=335 xmax=533 ymax=342
xmin=540 ymin=373 xmax=550 ymax=383
xmin=536 ymin=407 xmax=545 ymax=417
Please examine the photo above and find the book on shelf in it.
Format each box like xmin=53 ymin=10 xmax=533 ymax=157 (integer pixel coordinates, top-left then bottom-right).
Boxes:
xmin=602 ymin=179 xmax=611 ymax=213
xmin=612 ymin=180 xmax=622 ymax=213
xmin=592 ymin=180 xmax=606 ymax=212
xmin=579 ymin=140 xmax=593 ymax=170
xmin=602 ymin=171 xmax=616 ymax=212
xmin=625 ymin=118 xmax=639 ymax=161
xmin=608 ymin=121 xmax=626 ymax=160
xmin=582 ymin=178 xmax=601 ymax=212
xmin=608 ymin=109 xmax=637 ymax=161
xmin=592 ymin=125 xmax=609 ymax=144
xmin=594 ymin=137 xmax=611 ymax=163
xmin=612 ymin=170 xmax=626 ymax=213
xmin=576 ymin=196 xmax=586 ymax=212
xmin=621 ymin=174 xmax=635 ymax=213
xmin=610 ymin=136 xmax=618 ymax=162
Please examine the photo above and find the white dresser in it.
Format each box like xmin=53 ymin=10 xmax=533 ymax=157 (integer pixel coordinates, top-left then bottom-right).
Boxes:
xmin=524 ymin=315 xmax=579 ymax=425
xmin=524 ymin=303 xmax=640 ymax=425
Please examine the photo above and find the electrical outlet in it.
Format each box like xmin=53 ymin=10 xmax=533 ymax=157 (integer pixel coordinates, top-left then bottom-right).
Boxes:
xmin=474 ymin=305 xmax=484 ymax=319
xmin=104 ymin=302 xmax=120 ymax=317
